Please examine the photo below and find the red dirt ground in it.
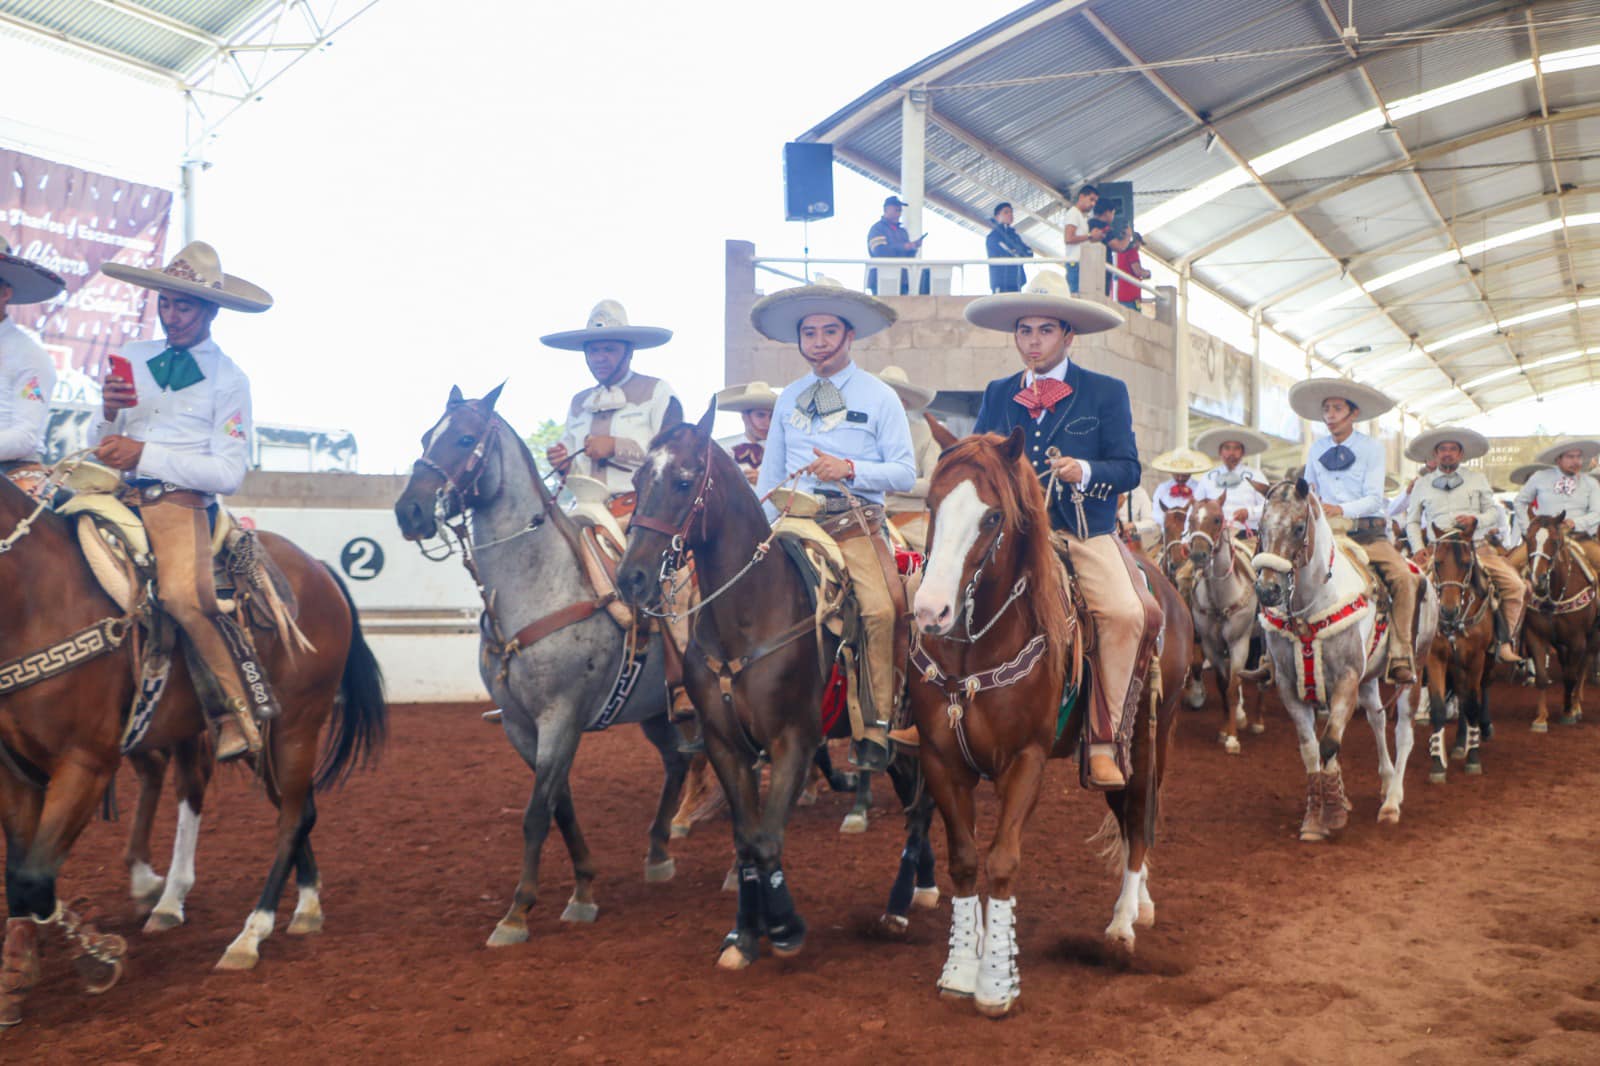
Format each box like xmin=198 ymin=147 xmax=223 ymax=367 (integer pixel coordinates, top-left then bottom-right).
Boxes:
xmin=5 ymin=686 xmax=1600 ymax=1065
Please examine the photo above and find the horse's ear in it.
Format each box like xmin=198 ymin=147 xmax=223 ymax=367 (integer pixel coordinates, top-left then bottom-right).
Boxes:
xmin=479 ymin=381 xmax=506 ymax=413
xmin=1294 ymin=477 xmax=1310 ymax=499
xmin=926 ymin=412 xmax=959 ymax=451
xmin=695 ymin=397 xmax=717 ymax=439
xmin=1002 ymin=425 xmax=1026 ymax=462
xmin=1557 ymin=509 xmax=1567 ymax=524
xmin=1218 ymin=488 xmax=1229 ymax=509
xmin=448 ymin=385 xmax=465 ymax=407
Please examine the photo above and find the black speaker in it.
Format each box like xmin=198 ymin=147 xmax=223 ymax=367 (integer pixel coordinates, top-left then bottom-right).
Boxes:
xmin=784 ymin=142 xmax=834 ymax=221
xmin=1093 ymin=180 xmax=1135 ymax=234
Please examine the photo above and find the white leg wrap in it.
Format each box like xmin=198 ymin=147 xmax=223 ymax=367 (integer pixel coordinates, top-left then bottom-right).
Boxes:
xmin=975 ymin=897 xmax=1020 ymax=1013
xmin=937 ymin=895 xmax=983 ymax=998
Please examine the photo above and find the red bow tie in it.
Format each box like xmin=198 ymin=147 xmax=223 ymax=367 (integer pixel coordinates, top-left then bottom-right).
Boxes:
xmin=1170 ymin=484 xmax=1193 ymax=499
xmin=1012 ymin=378 xmax=1073 ymax=418
xmin=732 ymin=442 xmax=764 ymax=467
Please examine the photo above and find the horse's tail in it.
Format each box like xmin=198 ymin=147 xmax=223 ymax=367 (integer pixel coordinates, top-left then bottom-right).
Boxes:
xmin=315 ymin=564 xmax=388 ymax=791
xmin=1087 ymin=811 xmax=1127 ymax=876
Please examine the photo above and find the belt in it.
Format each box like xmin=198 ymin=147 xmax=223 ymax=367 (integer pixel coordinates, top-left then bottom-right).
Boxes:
xmin=1352 ymin=517 xmax=1387 ymax=532
xmin=818 ymin=503 xmax=885 ymax=543
xmin=128 ymin=480 xmax=210 ymax=509
xmin=815 ymin=491 xmax=873 ymax=515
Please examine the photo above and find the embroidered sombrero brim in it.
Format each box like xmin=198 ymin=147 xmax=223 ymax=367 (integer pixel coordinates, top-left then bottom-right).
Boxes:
xmin=1534 ymin=438 xmax=1600 ymax=465
xmin=540 ymin=325 xmax=672 ymax=350
xmin=1406 ymin=426 xmax=1489 ymax=463
xmin=963 ymin=290 xmax=1122 ymax=335
xmin=749 ymin=284 xmax=896 ymax=341
xmin=100 ymin=262 xmax=272 ymax=313
xmin=1194 ymin=426 xmax=1271 ymax=457
xmin=1509 ymin=462 xmax=1550 ymax=486
xmin=0 ymin=253 xmax=66 ymax=304
xmin=1150 ymin=447 xmax=1213 ymax=475
xmin=1288 ymin=379 xmax=1396 ymax=422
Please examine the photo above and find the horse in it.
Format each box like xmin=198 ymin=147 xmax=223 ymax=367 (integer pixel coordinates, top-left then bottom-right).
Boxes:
xmin=1158 ymin=502 xmax=1207 ymax=710
xmin=1522 ymin=514 xmax=1598 ymax=732
xmin=1253 ymin=479 xmax=1435 ymax=841
xmin=0 ymin=471 xmax=386 ymax=1027
xmin=909 ymin=427 xmax=1191 ymax=1017
xmin=613 ymin=404 xmax=936 ymax=970
xmin=1183 ymin=495 xmax=1268 ymax=753
xmin=394 ymin=386 xmax=691 ymax=948
xmin=1421 ymin=529 xmax=1495 ymax=781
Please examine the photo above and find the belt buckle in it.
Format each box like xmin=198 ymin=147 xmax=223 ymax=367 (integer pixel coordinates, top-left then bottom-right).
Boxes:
xmin=142 ymin=483 xmax=164 ymax=501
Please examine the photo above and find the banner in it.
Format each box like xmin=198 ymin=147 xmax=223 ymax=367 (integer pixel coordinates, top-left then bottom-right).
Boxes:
xmin=2 ymin=148 xmax=173 ymax=404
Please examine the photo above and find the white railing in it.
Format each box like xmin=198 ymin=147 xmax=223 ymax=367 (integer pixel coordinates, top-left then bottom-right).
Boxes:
xmin=751 ymin=255 xmax=1165 ymax=300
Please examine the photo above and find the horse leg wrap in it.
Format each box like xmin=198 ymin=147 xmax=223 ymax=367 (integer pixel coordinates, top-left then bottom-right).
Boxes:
xmin=719 ymin=864 xmax=765 ymax=964
xmin=1318 ymin=735 xmax=1341 ymax=766
xmin=886 ymin=843 xmax=919 ymax=916
xmin=759 ymin=866 xmax=805 ymax=952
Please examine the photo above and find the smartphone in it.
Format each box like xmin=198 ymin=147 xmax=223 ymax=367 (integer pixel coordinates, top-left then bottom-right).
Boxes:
xmin=105 ymin=354 xmax=138 ymax=407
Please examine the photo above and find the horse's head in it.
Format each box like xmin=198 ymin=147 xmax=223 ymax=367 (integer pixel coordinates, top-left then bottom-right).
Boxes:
xmin=1430 ymin=530 xmax=1478 ymax=628
xmin=1184 ymin=496 xmax=1226 ymax=571
xmin=1160 ymin=503 xmax=1191 ymax=577
xmin=1253 ymin=478 xmax=1320 ymax=609
xmin=1526 ymin=512 xmax=1567 ymax=598
xmin=615 ymin=400 xmax=716 ymax=609
xmin=394 ymin=384 xmax=506 ymax=541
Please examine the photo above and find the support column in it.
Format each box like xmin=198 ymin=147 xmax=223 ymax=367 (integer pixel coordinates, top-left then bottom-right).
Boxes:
xmin=1249 ymin=312 xmax=1264 ymax=432
xmin=1173 ymin=266 xmax=1191 ymax=447
xmin=900 ymin=90 xmax=927 ymax=240
xmin=179 ymin=159 xmax=202 ymax=244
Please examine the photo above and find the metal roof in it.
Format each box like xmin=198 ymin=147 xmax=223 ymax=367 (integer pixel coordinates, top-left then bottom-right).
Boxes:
xmin=799 ymin=0 xmax=1600 ymax=423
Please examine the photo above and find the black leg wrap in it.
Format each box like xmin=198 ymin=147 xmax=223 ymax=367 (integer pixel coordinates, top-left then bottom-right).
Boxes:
xmin=886 ymin=842 xmax=918 ymax=917
xmin=915 ymin=835 xmax=937 ymax=889
xmin=759 ymin=866 xmax=805 ymax=952
xmin=1317 ymin=735 xmax=1341 ymax=765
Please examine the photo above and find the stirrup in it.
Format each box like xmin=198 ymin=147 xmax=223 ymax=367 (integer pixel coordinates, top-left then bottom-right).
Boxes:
xmin=215 ymin=704 xmax=262 ymax=763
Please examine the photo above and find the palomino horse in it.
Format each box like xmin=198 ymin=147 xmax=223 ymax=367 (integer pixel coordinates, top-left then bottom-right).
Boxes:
xmin=394 ymin=387 xmax=690 ymax=947
xmin=614 ymin=405 xmax=936 ymax=969
xmin=1421 ymin=529 xmax=1495 ymax=782
xmin=0 ymin=472 xmax=385 ymax=1027
xmin=1183 ymin=496 xmax=1268 ymax=753
xmin=1522 ymin=514 xmax=1598 ymax=731
xmin=1253 ymin=479 xmax=1435 ymax=840
xmin=1158 ymin=502 xmax=1207 ymax=711
xmin=910 ymin=428 xmax=1191 ymax=1017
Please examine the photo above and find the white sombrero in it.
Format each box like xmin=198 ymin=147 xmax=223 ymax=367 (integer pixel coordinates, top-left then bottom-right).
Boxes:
xmin=1384 ymin=473 xmax=1401 ymax=495
xmin=1287 ymin=378 xmax=1396 ymax=422
xmin=749 ymin=276 xmax=896 ymax=341
xmin=1509 ymin=462 xmax=1549 ymax=486
xmin=541 ymin=299 xmax=672 ymax=350
xmin=563 ymin=474 xmax=614 ymax=505
xmin=877 ymin=365 xmax=935 ymax=412
xmin=99 ymin=240 xmax=271 ymax=313
xmin=1194 ymin=425 xmax=1271 ymax=457
xmin=1406 ymin=425 xmax=1489 ymax=463
xmin=963 ymin=269 xmax=1122 ymax=334
xmin=715 ymin=380 xmax=778 ymax=413
xmin=1150 ymin=447 xmax=1212 ymax=476
xmin=1534 ymin=438 xmax=1600 ymax=465
xmin=0 ymin=237 xmax=66 ymax=304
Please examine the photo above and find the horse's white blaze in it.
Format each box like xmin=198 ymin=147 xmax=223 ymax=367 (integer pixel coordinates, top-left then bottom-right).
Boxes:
xmin=648 ymin=449 xmax=671 ymax=479
xmin=915 ymin=479 xmax=985 ymax=632
xmin=151 ymin=801 xmax=200 ymax=921
xmin=422 ymin=413 xmax=452 ymax=453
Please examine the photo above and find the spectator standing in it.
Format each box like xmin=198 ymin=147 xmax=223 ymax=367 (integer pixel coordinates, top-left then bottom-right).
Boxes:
xmin=1092 ymin=204 xmax=1121 ymax=296
xmin=866 ymin=195 xmax=926 ymax=296
xmin=1114 ymin=230 xmax=1151 ymax=311
xmin=1060 ymin=184 xmax=1100 ymax=294
xmin=985 ymin=202 xmax=1034 ymax=293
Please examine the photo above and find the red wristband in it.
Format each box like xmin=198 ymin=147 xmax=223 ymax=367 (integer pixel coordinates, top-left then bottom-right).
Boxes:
xmin=845 ymin=459 xmax=856 ymax=482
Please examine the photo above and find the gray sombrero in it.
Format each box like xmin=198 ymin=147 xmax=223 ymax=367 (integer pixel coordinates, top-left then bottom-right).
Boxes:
xmin=1288 ymin=378 xmax=1397 ymax=422
xmin=715 ymin=380 xmax=778 ymax=413
xmin=1534 ymin=437 xmax=1600 ymax=465
xmin=1406 ymin=425 xmax=1489 ymax=463
xmin=0 ymin=237 xmax=66 ymax=304
xmin=1194 ymin=425 xmax=1271 ymax=457
xmin=541 ymin=299 xmax=672 ymax=350
xmin=964 ymin=269 xmax=1122 ymax=334
xmin=1509 ymin=462 xmax=1550 ymax=486
xmin=100 ymin=240 xmax=271 ymax=313
xmin=749 ymin=277 xmax=896 ymax=341
xmin=877 ymin=365 xmax=935 ymax=412
xmin=1150 ymin=447 xmax=1214 ymax=476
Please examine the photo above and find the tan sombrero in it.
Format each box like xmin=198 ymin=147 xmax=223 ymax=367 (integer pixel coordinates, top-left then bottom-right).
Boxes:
xmin=1288 ymin=378 xmax=1396 ymax=422
xmin=1384 ymin=473 xmax=1401 ymax=495
xmin=1509 ymin=462 xmax=1549 ymax=486
xmin=877 ymin=365 xmax=935 ymax=412
xmin=715 ymin=380 xmax=778 ymax=413
xmin=964 ymin=269 xmax=1122 ymax=334
xmin=0 ymin=237 xmax=66 ymax=304
xmin=1534 ymin=438 xmax=1600 ymax=465
xmin=1406 ymin=425 xmax=1488 ymax=463
xmin=1194 ymin=425 xmax=1271 ymax=457
xmin=563 ymin=474 xmax=613 ymax=505
xmin=100 ymin=240 xmax=271 ymax=313
xmin=1150 ymin=447 xmax=1212 ymax=476
xmin=541 ymin=299 xmax=671 ymax=350
xmin=750 ymin=276 xmax=895 ymax=341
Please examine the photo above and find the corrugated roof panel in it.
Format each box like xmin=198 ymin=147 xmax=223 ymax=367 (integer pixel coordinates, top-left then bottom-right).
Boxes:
xmin=1401 ymin=84 xmax=1540 ymax=150
xmin=1216 ymin=69 xmax=1377 ymax=161
xmin=1355 ymin=0 xmax=1501 ymax=37
xmin=0 ymin=0 xmax=205 ymax=70
xmin=139 ymin=0 xmax=280 ymax=38
xmin=1198 ymin=216 xmax=1327 ymax=298
xmin=1418 ymin=131 xmax=1547 ymax=216
xmin=1147 ymin=185 xmax=1281 ymax=261
xmin=1295 ymin=174 xmax=1442 ymax=258
xmin=1365 ymin=17 xmax=1528 ymax=103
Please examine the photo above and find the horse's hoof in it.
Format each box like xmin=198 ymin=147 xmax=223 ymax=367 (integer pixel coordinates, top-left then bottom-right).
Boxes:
xmin=1378 ymin=807 xmax=1401 ymax=825
xmin=1298 ymin=829 xmax=1328 ymax=842
xmin=839 ymin=811 xmax=868 ymax=835
xmin=560 ymin=899 xmax=599 ymax=924
xmin=878 ymin=913 xmax=910 ymax=938
xmin=1450 ymin=747 xmax=1467 ymax=762
xmin=1222 ymin=736 xmax=1241 ymax=755
xmin=721 ymin=867 xmax=739 ymax=893
xmin=213 ymin=945 xmax=260 ymax=972
xmin=0 ymin=998 xmax=20 ymax=1028
xmin=1136 ymin=902 xmax=1156 ymax=928
xmin=912 ymin=885 xmax=941 ymax=910
xmin=644 ymin=858 xmax=676 ymax=884
xmin=76 ymin=953 xmax=126 ymax=996
xmin=976 ymin=997 xmax=1018 ymax=1019
xmin=143 ymin=910 xmax=183 ymax=934
xmin=1429 ymin=771 xmax=1447 ymax=785
xmin=716 ymin=944 xmax=753 ymax=971
xmin=286 ymin=912 xmax=324 ymax=936
xmin=669 ymin=823 xmax=691 ymax=839
xmin=1559 ymin=714 xmax=1580 ymax=726
xmin=485 ymin=922 xmax=529 ymax=948
xmin=1531 ymin=721 xmax=1549 ymax=734
xmin=1464 ymin=762 xmax=1482 ymax=776
xmin=1248 ymin=722 xmax=1266 ymax=735
xmin=796 ymin=789 xmax=818 ymax=808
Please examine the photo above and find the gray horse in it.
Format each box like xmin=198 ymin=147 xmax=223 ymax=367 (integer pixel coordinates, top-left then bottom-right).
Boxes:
xmin=394 ymin=387 xmax=689 ymax=945
xmin=1184 ymin=495 xmax=1269 ymax=753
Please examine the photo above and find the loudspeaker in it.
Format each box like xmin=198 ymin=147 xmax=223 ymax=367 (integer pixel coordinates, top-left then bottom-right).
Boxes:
xmin=1092 ymin=180 xmax=1134 ymax=234
xmin=784 ymin=142 xmax=834 ymax=221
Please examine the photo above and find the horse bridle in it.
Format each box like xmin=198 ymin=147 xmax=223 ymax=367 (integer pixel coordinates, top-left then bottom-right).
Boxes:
xmin=1259 ymin=487 xmax=1332 ymax=619
xmin=412 ymin=408 xmax=551 ymax=562
xmin=1429 ymin=531 xmax=1488 ymax=636
xmin=630 ymin=433 xmax=716 ymax=590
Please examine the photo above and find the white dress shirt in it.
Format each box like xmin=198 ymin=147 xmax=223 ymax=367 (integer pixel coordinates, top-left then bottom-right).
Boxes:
xmin=1514 ymin=466 xmax=1600 ymax=537
xmin=1192 ymin=462 xmax=1267 ymax=530
xmin=1153 ymin=477 xmax=1196 ymax=514
xmin=1406 ymin=467 xmax=1498 ymax=552
xmin=0 ymin=317 xmax=55 ymax=462
xmin=559 ymin=370 xmax=681 ymax=494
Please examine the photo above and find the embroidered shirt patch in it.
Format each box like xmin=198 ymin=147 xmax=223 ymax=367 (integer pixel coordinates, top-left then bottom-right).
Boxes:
xmin=223 ymin=411 xmax=246 ymax=440
xmin=19 ymin=376 xmax=43 ymax=403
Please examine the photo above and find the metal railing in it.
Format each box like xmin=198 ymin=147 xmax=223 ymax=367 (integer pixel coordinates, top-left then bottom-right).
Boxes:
xmin=751 ymin=255 xmax=1165 ymax=300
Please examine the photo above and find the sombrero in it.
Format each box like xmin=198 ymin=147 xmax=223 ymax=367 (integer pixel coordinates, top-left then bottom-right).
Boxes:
xmin=749 ymin=276 xmax=895 ymax=342
xmin=100 ymin=240 xmax=271 ymax=313
xmin=1534 ymin=438 xmax=1600 ymax=465
xmin=1150 ymin=447 xmax=1212 ymax=476
xmin=1509 ymin=462 xmax=1549 ymax=486
xmin=1287 ymin=378 xmax=1396 ymax=422
xmin=1384 ymin=474 xmax=1401 ymax=495
xmin=1405 ymin=426 xmax=1488 ymax=463
xmin=541 ymin=299 xmax=671 ymax=350
xmin=715 ymin=380 xmax=778 ymax=413
xmin=0 ymin=237 xmax=66 ymax=304
xmin=877 ymin=365 xmax=935 ymax=412
xmin=563 ymin=474 xmax=613 ymax=505
xmin=964 ymin=270 xmax=1122 ymax=334
xmin=1194 ymin=425 xmax=1270 ymax=457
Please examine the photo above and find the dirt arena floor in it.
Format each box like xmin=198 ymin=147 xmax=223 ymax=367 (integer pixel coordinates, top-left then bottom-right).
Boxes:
xmin=6 ymin=684 xmax=1600 ymax=1064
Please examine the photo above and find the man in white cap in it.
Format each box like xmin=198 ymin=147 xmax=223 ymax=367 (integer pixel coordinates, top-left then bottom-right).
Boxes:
xmin=878 ymin=365 xmax=940 ymax=551
xmin=1405 ymin=427 xmax=1524 ymax=664
xmin=1509 ymin=439 xmax=1600 ymax=573
xmin=750 ymin=279 xmax=916 ymax=771
xmin=1191 ymin=426 xmax=1271 ymax=537
xmin=1149 ymin=447 xmax=1210 ymax=517
xmin=714 ymin=380 xmax=777 ymax=486
xmin=543 ymin=300 xmax=683 ymax=517
xmin=92 ymin=240 xmax=274 ymax=761
xmin=1289 ymin=379 xmax=1421 ymax=683
xmin=0 ymin=238 xmax=65 ymax=477
xmin=964 ymin=271 xmax=1152 ymax=790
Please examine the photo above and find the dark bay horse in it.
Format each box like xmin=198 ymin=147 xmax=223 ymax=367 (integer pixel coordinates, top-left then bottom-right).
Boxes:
xmin=0 ymin=473 xmax=385 ymax=1027
xmin=910 ymin=427 xmax=1191 ymax=1018
xmin=1522 ymin=514 xmax=1598 ymax=731
xmin=1422 ymin=530 xmax=1495 ymax=781
xmin=614 ymin=404 xmax=935 ymax=970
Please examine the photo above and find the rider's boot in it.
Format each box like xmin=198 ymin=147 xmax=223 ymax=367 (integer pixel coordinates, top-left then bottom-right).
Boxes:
xmin=1492 ymin=607 xmax=1523 ymax=664
xmin=1386 ymin=651 xmax=1416 ymax=685
xmin=849 ymin=723 xmax=894 ymax=773
xmin=669 ymin=686 xmax=703 ymax=754
xmin=213 ymin=697 xmax=263 ymax=763
xmin=1088 ymin=743 xmax=1126 ymax=790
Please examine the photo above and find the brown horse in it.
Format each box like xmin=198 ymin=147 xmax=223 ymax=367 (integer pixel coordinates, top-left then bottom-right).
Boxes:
xmin=1421 ymin=530 xmax=1495 ymax=781
xmin=1522 ymin=514 xmax=1598 ymax=731
xmin=614 ymin=404 xmax=935 ymax=971
xmin=909 ymin=427 xmax=1191 ymax=1017
xmin=0 ymin=474 xmax=385 ymax=1028
xmin=1158 ymin=502 xmax=1208 ymax=710
xmin=1184 ymin=496 xmax=1268 ymax=753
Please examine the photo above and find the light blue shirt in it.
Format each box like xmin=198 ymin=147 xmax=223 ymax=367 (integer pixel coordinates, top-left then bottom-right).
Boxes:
xmin=1304 ymin=429 xmax=1386 ymax=519
xmin=755 ymin=362 xmax=916 ymax=517
xmin=1515 ymin=466 xmax=1600 ymax=537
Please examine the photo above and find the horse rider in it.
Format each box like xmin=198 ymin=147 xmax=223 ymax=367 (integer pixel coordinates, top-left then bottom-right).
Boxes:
xmin=0 ymin=238 xmax=64 ymax=485
xmin=714 ymin=379 xmax=777 ymax=486
xmin=964 ymin=270 xmax=1151 ymax=790
xmin=1150 ymin=447 xmax=1210 ymax=517
xmin=91 ymin=241 xmax=272 ymax=761
xmin=1192 ymin=426 xmax=1271 ymax=539
xmin=879 ymin=365 xmax=940 ymax=553
xmin=1289 ymin=379 xmax=1421 ymax=684
xmin=749 ymin=278 xmax=916 ymax=772
xmin=1509 ymin=439 xmax=1600 ymax=573
xmin=1404 ymin=426 xmax=1524 ymax=665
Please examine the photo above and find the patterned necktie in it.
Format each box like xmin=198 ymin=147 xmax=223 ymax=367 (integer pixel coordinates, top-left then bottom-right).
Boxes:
xmin=793 ymin=377 xmax=846 ymax=431
xmin=1318 ymin=444 xmax=1355 ymax=471
xmin=147 ymin=346 xmax=205 ymax=391
xmin=1012 ymin=377 xmax=1072 ymax=418
xmin=584 ymin=385 xmax=627 ymax=413
xmin=732 ymin=442 xmax=764 ymax=468
xmin=1555 ymin=474 xmax=1577 ymax=495
xmin=1432 ymin=472 xmax=1463 ymax=491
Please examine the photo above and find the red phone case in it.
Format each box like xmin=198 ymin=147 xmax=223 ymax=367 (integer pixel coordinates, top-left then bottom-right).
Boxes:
xmin=106 ymin=355 xmax=134 ymax=386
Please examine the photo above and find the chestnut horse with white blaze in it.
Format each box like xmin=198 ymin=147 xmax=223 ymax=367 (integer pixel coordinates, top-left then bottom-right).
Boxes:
xmin=1521 ymin=514 xmax=1597 ymax=730
xmin=909 ymin=426 xmax=1191 ymax=1018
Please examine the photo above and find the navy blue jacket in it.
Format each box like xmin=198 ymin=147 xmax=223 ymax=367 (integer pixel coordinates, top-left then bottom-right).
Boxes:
xmin=985 ymin=223 xmax=1033 ymax=292
xmin=972 ymin=361 xmax=1142 ymax=538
